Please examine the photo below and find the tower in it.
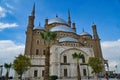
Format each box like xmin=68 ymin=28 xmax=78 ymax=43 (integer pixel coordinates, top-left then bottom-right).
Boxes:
xmin=92 ymin=23 xmax=105 ymax=73
xmin=25 ymin=3 xmax=35 ymax=55
xmin=92 ymin=23 xmax=103 ymax=59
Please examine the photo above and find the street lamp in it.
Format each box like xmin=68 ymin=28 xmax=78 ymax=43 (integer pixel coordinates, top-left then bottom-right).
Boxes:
xmin=0 ymin=65 xmax=3 ymax=77
xmin=115 ymin=65 xmax=118 ymax=74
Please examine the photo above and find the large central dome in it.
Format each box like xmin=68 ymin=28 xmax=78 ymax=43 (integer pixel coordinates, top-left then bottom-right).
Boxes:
xmin=58 ymin=37 xmax=78 ymax=42
xmin=50 ymin=25 xmax=75 ymax=33
xmin=48 ymin=17 xmax=67 ymax=24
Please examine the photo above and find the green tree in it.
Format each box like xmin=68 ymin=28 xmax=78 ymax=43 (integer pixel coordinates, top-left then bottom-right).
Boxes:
xmin=72 ymin=52 xmax=84 ymax=80
xmin=13 ymin=54 xmax=31 ymax=80
xmin=4 ymin=63 xmax=12 ymax=80
xmin=88 ymin=57 xmax=102 ymax=79
xmin=40 ymin=30 xmax=57 ymax=80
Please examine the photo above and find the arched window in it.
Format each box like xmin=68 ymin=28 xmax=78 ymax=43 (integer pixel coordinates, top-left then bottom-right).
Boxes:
xmin=36 ymin=49 xmax=39 ymax=55
xmin=83 ymin=69 xmax=87 ymax=76
xmin=63 ymin=55 xmax=67 ymax=63
xmin=43 ymin=50 xmax=45 ymax=55
xmin=64 ymin=69 xmax=67 ymax=77
xmin=36 ymin=39 xmax=40 ymax=45
xmin=34 ymin=70 xmax=38 ymax=77
xmin=82 ymin=55 xmax=85 ymax=63
xmin=42 ymin=70 xmax=45 ymax=77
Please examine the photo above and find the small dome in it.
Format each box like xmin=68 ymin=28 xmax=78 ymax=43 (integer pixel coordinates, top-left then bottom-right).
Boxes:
xmin=59 ymin=37 xmax=78 ymax=42
xmin=34 ymin=26 xmax=41 ymax=29
xmin=48 ymin=17 xmax=67 ymax=24
xmin=34 ymin=23 xmax=44 ymax=30
xmin=34 ymin=26 xmax=44 ymax=30
xmin=80 ymin=32 xmax=91 ymax=36
xmin=50 ymin=25 xmax=75 ymax=33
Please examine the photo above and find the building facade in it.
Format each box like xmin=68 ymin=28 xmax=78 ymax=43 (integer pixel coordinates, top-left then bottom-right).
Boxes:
xmin=23 ymin=4 xmax=105 ymax=80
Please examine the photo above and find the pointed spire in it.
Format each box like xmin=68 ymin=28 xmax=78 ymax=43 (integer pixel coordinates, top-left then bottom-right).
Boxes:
xmin=31 ymin=2 xmax=35 ymax=16
xmin=82 ymin=28 xmax=84 ymax=32
xmin=38 ymin=22 xmax=40 ymax=27
xmin=68 ymin=9 xmax=71 ymax=19
xmin=68 ymin=9 xmax=71 ymax=26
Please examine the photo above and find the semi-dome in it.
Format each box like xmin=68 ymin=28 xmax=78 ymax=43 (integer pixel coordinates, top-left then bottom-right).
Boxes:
xmin=58 ymin=37 xmax=78 ymax=42
xmin=80 ymin=32 xmax=91 ymax=36
xmin=48 ymin=17 xmax=67 ymax=24
xmin=50 ymin=25 xmax=75 ymax=33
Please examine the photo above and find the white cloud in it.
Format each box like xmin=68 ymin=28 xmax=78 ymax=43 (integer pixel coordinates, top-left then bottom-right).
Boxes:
xmin=0 ymin=22 xmax=18 ymax=30
xmin=0 ymin=40 xmax=25 ymax=65
xmin=5 ymin=3 xmax=14 ymax=10
xmin=101 ymin=39 xmax=120 ymax=72
xmin=0 ymin=6 xmax=6 ymax=18
xmin=0 ymin=4 xmax=14 ymax=18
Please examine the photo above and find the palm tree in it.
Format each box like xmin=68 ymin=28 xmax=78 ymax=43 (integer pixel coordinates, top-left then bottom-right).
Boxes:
xmin=40 ymin=30 xmax=57 ymax=80
xmin=72 ymin=52 xmax=84 ymax=80
xmin=4 ymin=63 xmax=12 ymax=80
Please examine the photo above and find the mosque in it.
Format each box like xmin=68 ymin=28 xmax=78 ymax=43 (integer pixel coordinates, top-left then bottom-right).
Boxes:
xmin=21 ymin=4 xmax=106 ymax=80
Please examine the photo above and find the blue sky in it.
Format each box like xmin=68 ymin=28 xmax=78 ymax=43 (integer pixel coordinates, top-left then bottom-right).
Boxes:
xmin=0 ymin=0 xmax=120 ymax=75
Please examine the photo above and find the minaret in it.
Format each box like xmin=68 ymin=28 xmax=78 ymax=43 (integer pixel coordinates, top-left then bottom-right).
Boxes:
xmin=25 ymin=3 xmax=35 ymax=55
xmin=92 ymin=23 xmax=102 ymax=57
xmin=92 ymin=23 xmax=105 ymax=74
xmin=68 ymin=9 xmax=71 ymax=27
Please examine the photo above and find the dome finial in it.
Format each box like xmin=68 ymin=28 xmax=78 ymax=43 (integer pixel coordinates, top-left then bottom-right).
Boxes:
xmin=56 ymin=14 xmax=58 ymax=17
xmin=92 ymin=22 xmax=96 ymax=26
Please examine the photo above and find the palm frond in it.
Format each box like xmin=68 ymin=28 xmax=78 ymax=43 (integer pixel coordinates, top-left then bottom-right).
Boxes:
xmin=40 ymin=32 xmax=45 ymax=39
xmin=78 ymin=53 xmax=84 ymax=59
xmin=72 ymin=52 xmax=78 ymax=59
xmin=51 ymin=32 xmax=57 ymax=40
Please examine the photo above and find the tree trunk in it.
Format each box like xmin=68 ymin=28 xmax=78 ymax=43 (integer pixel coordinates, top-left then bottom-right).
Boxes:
xmin=5 ymin=71 xmax=8 ymax=80
xmin=77 ymin=60 xmax=81 ymax=80
xmin=19 ymin=74 xmax=22 ymax=80
xmin=44 ymin=46 xmax=50 ymax=80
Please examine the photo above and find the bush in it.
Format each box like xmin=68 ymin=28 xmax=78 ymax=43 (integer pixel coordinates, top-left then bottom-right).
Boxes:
xmin=50 ymin=75 xmax=58 ymax=80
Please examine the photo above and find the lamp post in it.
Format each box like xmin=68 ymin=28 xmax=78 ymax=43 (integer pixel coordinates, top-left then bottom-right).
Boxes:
xmin=0 ymin=65 xmax=3 ymax=78
xmin=115 ymin=65 xmax=117 ymax=74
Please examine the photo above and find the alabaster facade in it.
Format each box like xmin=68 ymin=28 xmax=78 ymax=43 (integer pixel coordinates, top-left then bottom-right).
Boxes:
xmin=22 ymin=4 xmax=105 ymax=80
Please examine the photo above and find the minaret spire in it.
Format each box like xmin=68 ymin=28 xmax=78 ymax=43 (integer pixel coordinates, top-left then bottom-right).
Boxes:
xmin=82 ymin=28 xmax=84 ymax=32
xmin=31 ymin=2 xmax=35 ymax=16
xmin=68 ymin=9 xmax=71 ymax=26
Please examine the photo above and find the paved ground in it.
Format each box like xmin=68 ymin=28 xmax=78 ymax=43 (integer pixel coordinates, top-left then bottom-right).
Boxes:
xmin=84 ymin=78 xmax=118 ymax=80
xmin=57 ymin=78 xmax=119 ymax=80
